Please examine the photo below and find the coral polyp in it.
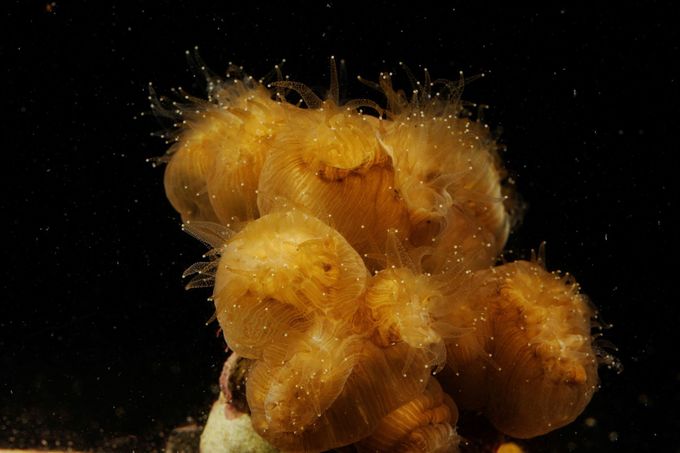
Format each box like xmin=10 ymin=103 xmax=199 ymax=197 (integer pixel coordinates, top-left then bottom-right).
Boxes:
xmin=442 ymin=260 xmax=599 ymax=439
xmin=156 ymin=59 xmax=604 ymax=452
xmin=256 ymin=106 xmax=412 ymax=263
xmin=161 ymin=78 xmax=289 ymax=225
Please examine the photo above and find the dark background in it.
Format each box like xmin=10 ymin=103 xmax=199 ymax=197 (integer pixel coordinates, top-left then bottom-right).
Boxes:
xmin=2 ymin=2 xmax=677 ymax=452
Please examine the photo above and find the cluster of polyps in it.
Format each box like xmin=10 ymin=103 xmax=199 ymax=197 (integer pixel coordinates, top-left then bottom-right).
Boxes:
xmin=157 ymin=59 xmax=600 ymax=452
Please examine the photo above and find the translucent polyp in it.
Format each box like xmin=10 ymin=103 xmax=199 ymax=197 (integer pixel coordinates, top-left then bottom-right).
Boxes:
xmin=257 ymin=104 xmax=413 ymax=265
xmin=212 ymin=210 xmax=369 ymax=359
xmin=164 ymin=81 xmax=287 ymax=225
xmin=443 ymin=260 xmax=598 ymax=438
xmin=356 ymin=378 xmax=460 ymax=453
xmin=381 ymin=101 xmax=510 ymax=273
xmin=248 ymin=337 xmax=431 ymax=452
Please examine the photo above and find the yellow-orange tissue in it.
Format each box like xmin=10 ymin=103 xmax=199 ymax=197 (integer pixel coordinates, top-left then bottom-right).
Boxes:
xmin=157 ymin=59 xmax=604 ymax=453
xmin=444 ymin=261 xmax=598 ymax=438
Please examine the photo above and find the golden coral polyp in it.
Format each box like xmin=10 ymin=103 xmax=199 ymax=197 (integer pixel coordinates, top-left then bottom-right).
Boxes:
xmin=256 ymin=103 xmax=414 ymax=270
xmin=378 ymin=72 xmax=510 ymax=271
xmin=356 ymin=379 xmax=459 ymax=453
xmin=158 ymin=60 xmax=604 ymax=452
xmin=212 ymin=210 xmax=369 ymax=359
xmin=444 ymin=260 xmax=598 ymax=438
xmin=365 ymin=266 xmax=457 ymax=371
xmin=163 ymin=78 xmax=290 ymax=226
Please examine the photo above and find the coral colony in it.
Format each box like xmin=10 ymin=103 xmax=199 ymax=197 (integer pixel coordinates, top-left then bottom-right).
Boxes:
xmin=153 ymin=57 xmax=607 ymax=452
